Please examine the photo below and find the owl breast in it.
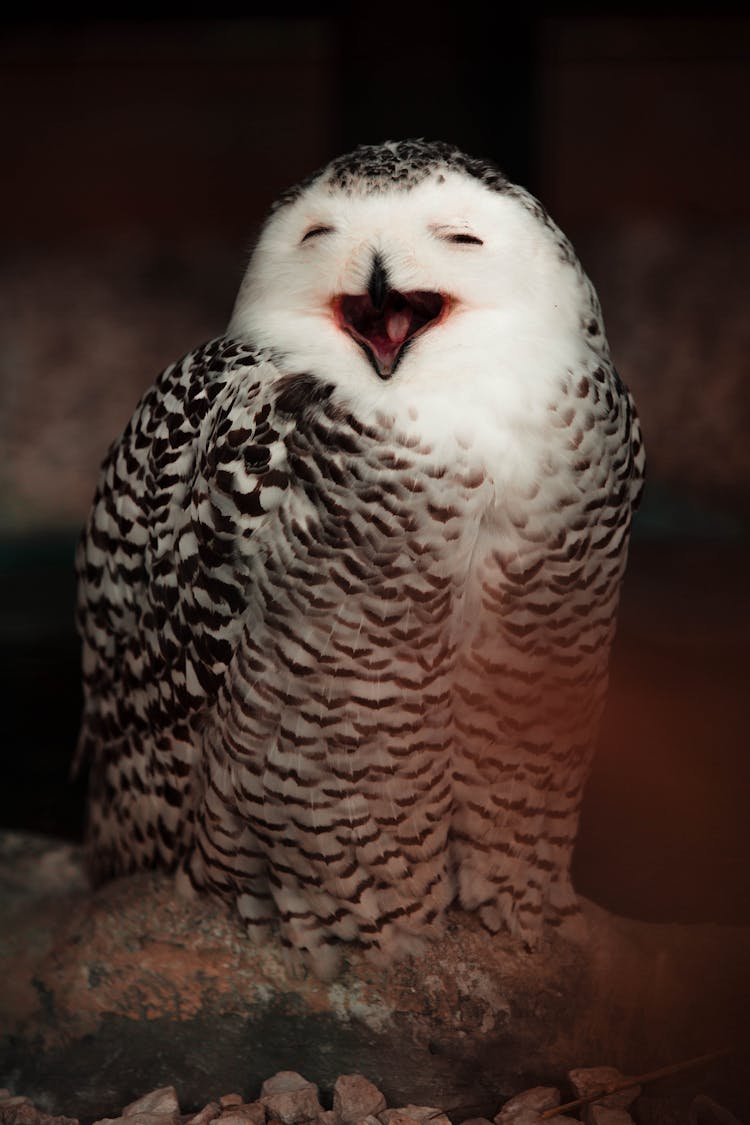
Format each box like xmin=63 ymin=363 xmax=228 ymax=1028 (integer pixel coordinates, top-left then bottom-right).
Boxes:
xmin=187 ymin=357 xmax=636 ymax=976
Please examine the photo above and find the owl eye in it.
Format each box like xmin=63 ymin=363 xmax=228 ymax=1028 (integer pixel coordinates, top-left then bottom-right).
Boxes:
xmin=444 ymin=232 xmax=484 ymax=246
xmin=301 ymin=225 xmax=334 ymax=243
xmin=431 ymin=224 xmax=484 ymax=246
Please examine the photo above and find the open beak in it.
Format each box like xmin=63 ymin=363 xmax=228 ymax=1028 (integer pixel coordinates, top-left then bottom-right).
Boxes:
xmin=334 ymin=255 xmax=448 ymax=379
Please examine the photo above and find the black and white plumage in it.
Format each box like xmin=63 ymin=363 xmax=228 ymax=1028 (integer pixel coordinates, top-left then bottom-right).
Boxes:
xmin=76 ymin=140 xmax=645 ymax=979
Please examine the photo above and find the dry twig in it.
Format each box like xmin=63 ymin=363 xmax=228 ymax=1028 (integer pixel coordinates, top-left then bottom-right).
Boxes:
xmin=539 ymin=1047 xmax=733 ymax=1119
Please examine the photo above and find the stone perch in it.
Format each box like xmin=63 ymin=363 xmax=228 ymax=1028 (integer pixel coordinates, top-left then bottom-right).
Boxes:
xmin=0 ymin=833 xmax=747 ymax=1122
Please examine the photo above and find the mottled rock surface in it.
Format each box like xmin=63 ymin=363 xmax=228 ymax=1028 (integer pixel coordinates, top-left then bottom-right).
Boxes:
xmin=1 ymin=833 xmax=748 ymax=1124
xmin=332 ymin=1078 xmax=385 ymax=1125
xmin=259 ymin=1075 xmax=322 ymax=1125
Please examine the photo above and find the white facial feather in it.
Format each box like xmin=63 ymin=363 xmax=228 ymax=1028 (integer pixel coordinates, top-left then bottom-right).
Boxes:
xmin=229 ymin=170 xmax=601 ymax=495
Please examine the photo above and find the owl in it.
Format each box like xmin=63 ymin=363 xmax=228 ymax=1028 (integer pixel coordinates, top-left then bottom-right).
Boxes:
xmin=76 ymin=140 xmax=644 ymax=980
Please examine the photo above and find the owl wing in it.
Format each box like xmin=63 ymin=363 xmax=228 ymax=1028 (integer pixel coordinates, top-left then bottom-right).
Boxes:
xmin=75 ymin=337 xmax=297 ymax=874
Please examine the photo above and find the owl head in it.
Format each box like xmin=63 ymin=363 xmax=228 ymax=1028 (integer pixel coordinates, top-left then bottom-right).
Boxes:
xmin=229 ymin=141 xmax=606 ymax=417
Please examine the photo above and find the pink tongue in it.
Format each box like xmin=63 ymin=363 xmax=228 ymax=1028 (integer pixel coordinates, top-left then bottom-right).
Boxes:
xmin=385 ymin=309 xmax=410 ymax=344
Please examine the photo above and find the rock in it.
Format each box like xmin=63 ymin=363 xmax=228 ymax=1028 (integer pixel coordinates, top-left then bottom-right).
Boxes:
xmin=493 ymin=1112 xmax=574 ymax=1125
xmin=0 ymin=1105 xmax=78 ymax=1125
xmin=351 ymin=1118 xmax=382 ymax=1125
xmin=123 ymin=1090 xmax=181 ymax=1122
xmin=375 ymin=1116 xmax=420 ymax=1125
xmin=0 ymin=1106 xmax=38 ymax=1125
xmin=381 ymin=1110 xmax=448 ymax=1125
xmin=219 ymin=1108 xmax=265 ymax=1125
xmin=333 ymin=1077 xmax=386 ymax=1125
xmin=493 ymin=1115 xmax=543 ymax=1125
xmin=458 ymin=1119 xmax=494 ymax=1125
xmin=184 ymin=1105 xmax=221 ymax=1125
xmin=260 ymin=1078 xmax=309 ymax=1098
xmin=95 ymin=1117 xmax=154 ymax=1125
xmin=585 ymin=1109 xmax=634 ymax=1125
xmin=260 ymin=1075 xmax=322 ymax=1124
xmin=219 ymin=1101 xmax=244 ymax=1111
xmin=94 ymin=1087 xmax=181 ymax=1125
xmin=568 ymin=1069 xmax=640 ymax=1111
xmin=2 ymin=833 xmax=749 ymax=1125
xmin=0 ymin=1098 xmax=12 ymax=1106
xmin=688 ymin=1095 xmax=744 ymax=1125
xmin=494 ymin=1087 xmax=561 ymax=1119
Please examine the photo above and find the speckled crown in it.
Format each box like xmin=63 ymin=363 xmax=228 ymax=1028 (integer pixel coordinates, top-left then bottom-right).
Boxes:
xmin=271 ymin=139 xmax=511 ymax=212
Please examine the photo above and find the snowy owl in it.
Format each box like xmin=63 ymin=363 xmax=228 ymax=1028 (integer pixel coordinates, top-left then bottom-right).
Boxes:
xmin=76 ymin=140 xmax=645 ymax=979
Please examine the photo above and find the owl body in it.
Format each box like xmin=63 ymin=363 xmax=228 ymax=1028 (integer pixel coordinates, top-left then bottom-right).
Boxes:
xmin=77 ymin=142 xmax=643 ymax=977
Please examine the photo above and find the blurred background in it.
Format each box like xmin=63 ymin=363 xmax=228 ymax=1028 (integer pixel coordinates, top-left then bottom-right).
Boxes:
xmin=1 ymin=4 xmax=748 ymax=926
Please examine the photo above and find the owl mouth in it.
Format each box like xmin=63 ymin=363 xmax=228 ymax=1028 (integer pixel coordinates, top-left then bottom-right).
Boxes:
xmin=336 ymin=289 xmax=447 ymax=379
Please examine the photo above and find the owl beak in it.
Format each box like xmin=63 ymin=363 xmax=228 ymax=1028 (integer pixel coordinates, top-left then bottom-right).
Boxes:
xmin=336 ymin=260 xmax=446 ymax=380
xmin=367 ymin=253 xmax=389 ymax=313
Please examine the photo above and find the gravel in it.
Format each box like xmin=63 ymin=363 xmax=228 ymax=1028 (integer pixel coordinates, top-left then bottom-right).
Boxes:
xmin=0 ymin=1074 xmax=614 ymax=1125
xmin=2 ymin=1065 xmax=744 ymax=1125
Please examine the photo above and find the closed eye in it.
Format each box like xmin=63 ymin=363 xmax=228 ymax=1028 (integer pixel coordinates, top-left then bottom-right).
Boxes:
xmin=430 ymin=225 xmax=484 ymax=246
xmin=301 ymin=225 xmax=334 ymax=243
xmin=444 ymin=232 xmax=484 ymax=246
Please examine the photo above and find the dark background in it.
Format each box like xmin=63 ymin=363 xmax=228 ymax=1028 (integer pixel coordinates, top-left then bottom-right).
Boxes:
xmin=1 ymin=5 xmax=749 ymax=927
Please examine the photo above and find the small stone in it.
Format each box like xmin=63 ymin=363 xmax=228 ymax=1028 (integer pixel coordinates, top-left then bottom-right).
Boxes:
xmin=260 ymin=1078 xmax=309 ymax=1099
xmin=585 ymin=1109 xmax=634 ymax=1125
xmin=496 ymin=1114 xmax=556 ymax=1125
xmin=315 ymin=1114 xmax=338 ymax=1125
xmin=260 ymin=1074 xmax=321 ymax=1125
xmin=410 ymin=1112 xmax=448 ymax=1125
xmin=333 ymin=1078 xmax=386 ymax=1125
xmin=492 ymin=1114 xmax=540 ymax=1125
xmin=220 ymin=1101 xmax=244 ymax=1111
xmin=5 ymin=1107 xmax=78 ymax=1125
xmin=494 ymin=1087 xmax=561 ymax=1120
xmin=124 ymin=1089 xmax=181 ymax=1123
xmin=353 ymin=1118 xmax=382 ymax=1125
xmin=110 ymin=1116 xmax=174 ymax=1125
xmin=376 ymin=1116 xmax=420 ymax=1125
xmin=185 ymin=1105 xmax=221 ymax=1125
xmin=0 ymin=1105 xmax=42 ymax=1125
xmin=121 ymin=1114 xmax=177 ymax=1125
xmin=495 ymin=1114 xmax=579 ymax=1125
xmin=380 ymin=1113 xmax=448 ymax=1125
xmin=568 ymin=1069 xmax=640 ymax=1112
xmin=0 ymin=1098 xmax=11 ymax=1106
xmin=220 ymin=1109 xmax=265 ymax=1125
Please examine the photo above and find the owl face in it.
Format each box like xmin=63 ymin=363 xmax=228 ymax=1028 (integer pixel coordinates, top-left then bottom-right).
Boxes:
xmin=229 ymin=146 xmax=597 ymax=431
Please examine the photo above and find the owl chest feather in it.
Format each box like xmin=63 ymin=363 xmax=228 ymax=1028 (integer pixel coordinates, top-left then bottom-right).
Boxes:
xmin=234 ymin=386 xmax=610 ymax=737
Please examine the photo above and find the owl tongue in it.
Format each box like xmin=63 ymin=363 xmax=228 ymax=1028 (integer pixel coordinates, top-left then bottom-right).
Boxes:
xmin=337 ymin=288 xmax=445 ymax=379
xmin=385 ymin=309 xmax=411 ymax=345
